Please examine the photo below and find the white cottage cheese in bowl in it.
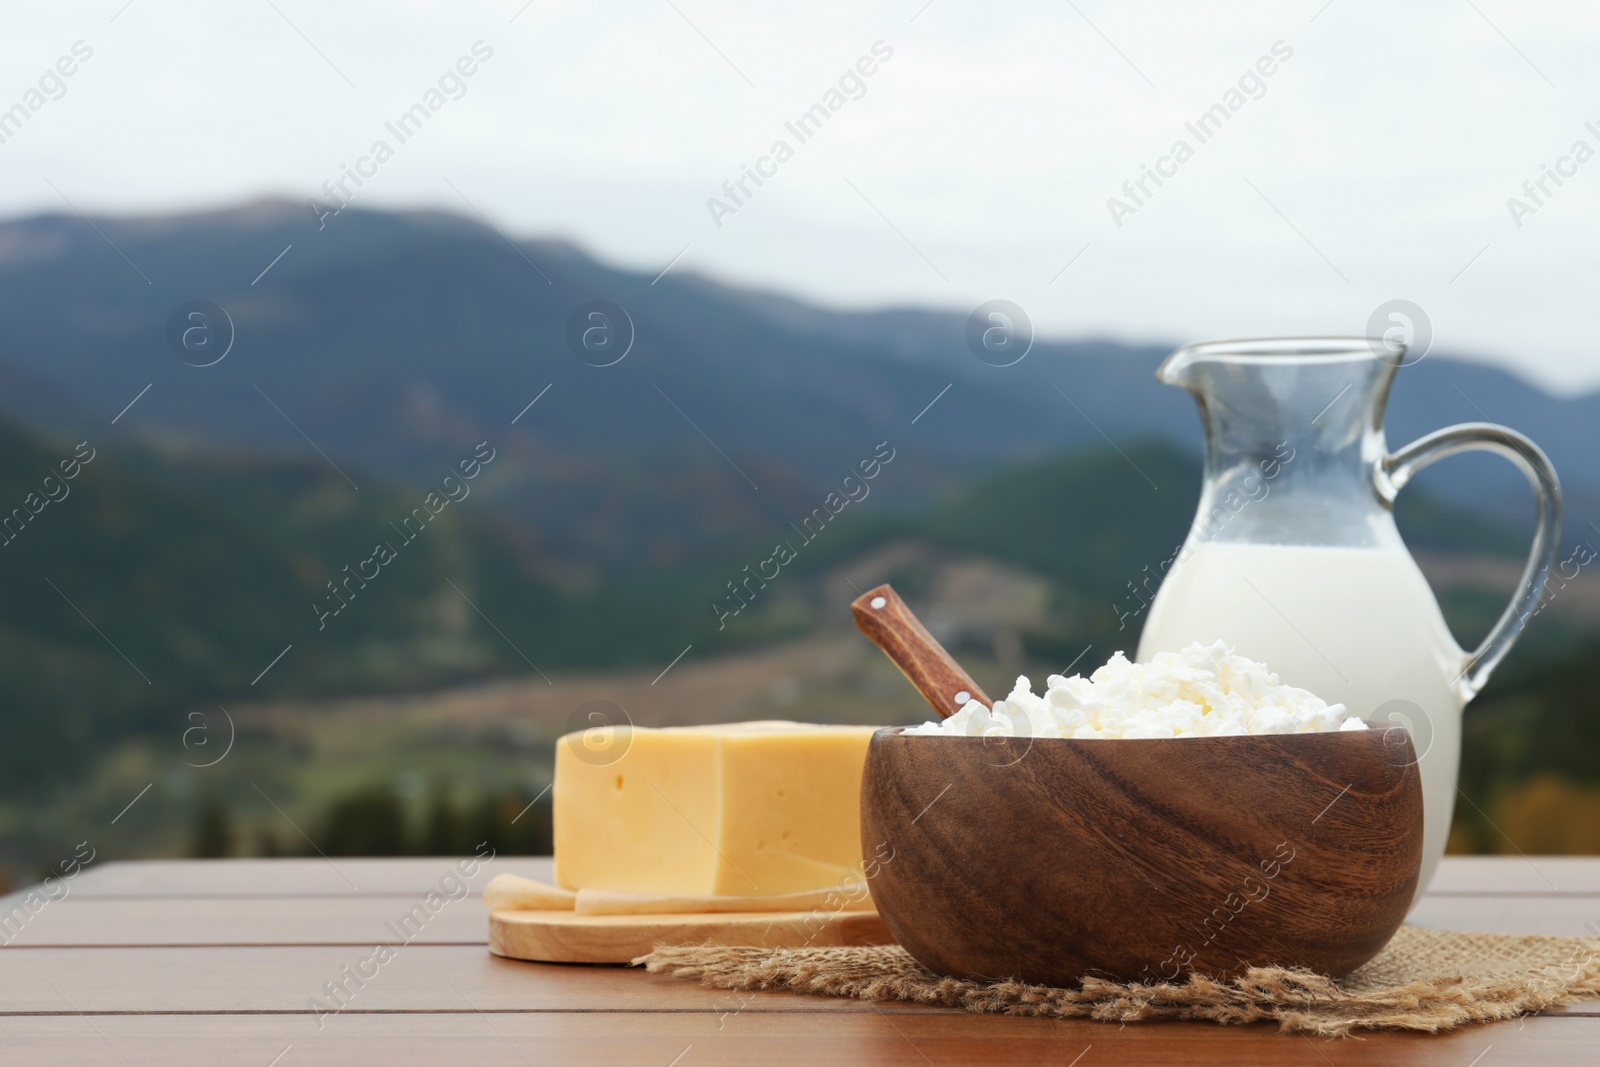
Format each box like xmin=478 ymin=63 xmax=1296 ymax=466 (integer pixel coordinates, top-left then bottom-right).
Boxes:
xmin=907 ymin=641 xmax=1367 ymax=739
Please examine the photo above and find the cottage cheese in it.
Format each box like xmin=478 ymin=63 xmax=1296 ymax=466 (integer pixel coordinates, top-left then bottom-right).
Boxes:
xmin=907 ymin=641 xmax=1367 ymax=738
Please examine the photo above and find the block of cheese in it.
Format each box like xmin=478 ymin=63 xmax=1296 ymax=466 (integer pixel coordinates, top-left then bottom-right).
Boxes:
xmin=552 ymin=721 xmax=880 ymax=896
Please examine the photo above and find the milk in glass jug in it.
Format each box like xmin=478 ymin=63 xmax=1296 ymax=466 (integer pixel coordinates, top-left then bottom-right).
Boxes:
xmin=1137 ymin=337 xmax=1561 ymax=895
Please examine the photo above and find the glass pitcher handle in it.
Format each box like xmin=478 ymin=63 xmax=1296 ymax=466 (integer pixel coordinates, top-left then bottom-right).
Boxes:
xmin=1381 ymin=422 xmax=1562 ymax=700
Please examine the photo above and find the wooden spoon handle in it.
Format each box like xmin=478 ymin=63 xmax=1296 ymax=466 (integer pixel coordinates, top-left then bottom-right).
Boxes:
xmin=850 ymin=583 xmax=991 ymax=719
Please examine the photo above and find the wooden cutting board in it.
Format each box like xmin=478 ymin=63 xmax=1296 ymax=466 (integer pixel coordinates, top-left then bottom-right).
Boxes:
xmin=489 ymin=908 xmax=894 ymax=964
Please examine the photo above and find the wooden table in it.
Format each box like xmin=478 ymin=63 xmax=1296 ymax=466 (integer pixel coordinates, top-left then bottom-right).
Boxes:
xmin=2 ymin=856 xmax=1595 ymax=1064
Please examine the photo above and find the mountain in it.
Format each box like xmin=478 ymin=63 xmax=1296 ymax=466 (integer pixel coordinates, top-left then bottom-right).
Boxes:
xmin=0 ymin=201 xmax=1591 ymax=574
xmin=0 ymin=416 xmax=566 ymax=790
xmin=0 ymin=200 xmax=1586 ymax=801
xmin=0 ymin=380 xmax=1536 ymax=797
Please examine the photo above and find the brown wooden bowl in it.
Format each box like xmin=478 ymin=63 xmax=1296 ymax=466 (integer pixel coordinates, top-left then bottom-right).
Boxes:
xmin=860 ymin=725 xmax=1423 ymax=986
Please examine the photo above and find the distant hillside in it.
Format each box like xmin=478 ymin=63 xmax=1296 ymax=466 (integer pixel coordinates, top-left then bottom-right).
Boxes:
xmin=0 ymin=201 xmax=1592 ymax=573
xmin=0 ymin=393 xmax=1539 ymax=798
xmin=0 ymin=418 xmax=572 ymax=793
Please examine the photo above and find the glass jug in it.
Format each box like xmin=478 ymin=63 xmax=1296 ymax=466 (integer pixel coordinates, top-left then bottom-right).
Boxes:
xmin=1136 ymin=337 xmax=1561 ymax=896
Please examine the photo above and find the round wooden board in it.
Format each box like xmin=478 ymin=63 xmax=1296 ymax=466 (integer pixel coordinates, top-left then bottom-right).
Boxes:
xmin=489 ymin=908 xmax=894 ymax=964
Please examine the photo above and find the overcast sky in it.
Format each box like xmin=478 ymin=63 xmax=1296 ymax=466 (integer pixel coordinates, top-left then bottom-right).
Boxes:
xmin=3 ymin=1 xmax=1600 ymax=392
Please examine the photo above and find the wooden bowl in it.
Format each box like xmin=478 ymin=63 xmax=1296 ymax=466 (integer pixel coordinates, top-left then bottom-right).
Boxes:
xmin=860 ymin=725 xmax=1422 ymax=985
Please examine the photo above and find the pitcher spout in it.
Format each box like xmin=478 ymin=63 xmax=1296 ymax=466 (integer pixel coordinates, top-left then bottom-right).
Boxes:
xmin=1158 ymin=336 xmax=1400 ymax=441
xmin=1158 ymin=336 xmax=1400 ymax=398
xmin=1155 ymin=337 xmax=1407 ymax=549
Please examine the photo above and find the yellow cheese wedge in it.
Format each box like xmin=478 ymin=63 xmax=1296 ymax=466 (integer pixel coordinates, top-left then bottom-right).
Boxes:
xmin=574 ymin=883 xmax=874 ymax=915
xmin=482 ymin=873 xmax=578 ymax=911
xmin=552 ymin=721 xmax=880 ymax=896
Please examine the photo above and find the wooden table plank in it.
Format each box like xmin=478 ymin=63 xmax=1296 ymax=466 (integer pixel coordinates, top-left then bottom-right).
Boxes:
xmin=63 ymin=856 xmax=1600 ymax=900
xmin=3 ymin=880 xmax=1595 ymax=1016
xmin=6 ymin=944 xmax=1591 ymax=1019
xmin=1409 ymin=895 xmax=1600 ymax=936
xmin=1426 ymin=856 xmax=1600 ymax=895
xmin=13 ymin=879 xmax=1598 ymax=949
xmin=0 ymin=1012 xmax=1593 ymax=1066
xmin=1 ymin=897 xmax=486 ymax=947
xmin=0 ymin=945 xmax=925 ymax=1015
xmin=62 ymin=857 xmax=536 ymax=899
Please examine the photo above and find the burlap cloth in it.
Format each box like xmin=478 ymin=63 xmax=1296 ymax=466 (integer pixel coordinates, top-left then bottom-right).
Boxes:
xmin=638 ymin=925 xmax=1600 ymax=1035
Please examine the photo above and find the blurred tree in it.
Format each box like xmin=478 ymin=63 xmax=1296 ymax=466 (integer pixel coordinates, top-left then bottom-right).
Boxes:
xmin=315 ymin=785 xmax=409 ymax=856
xmin=302 ymin=782 xmax=553 ymax=857
xmin=1492 ymin=776 xmax=1600 ymax=854
xmin=421 ymin=787 xmax=465 ymax=856
xmin=190 ymin=797 xmax=233 ymax=858
xmin=467 ymin=789 xmax=553 ymax=857
xmin=254 ymin=828 xmax=283 ymax=858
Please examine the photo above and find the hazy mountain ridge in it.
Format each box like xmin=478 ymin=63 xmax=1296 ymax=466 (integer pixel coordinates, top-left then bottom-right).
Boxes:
xmin=0 ymin=201 xmax=1593 ymax=556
